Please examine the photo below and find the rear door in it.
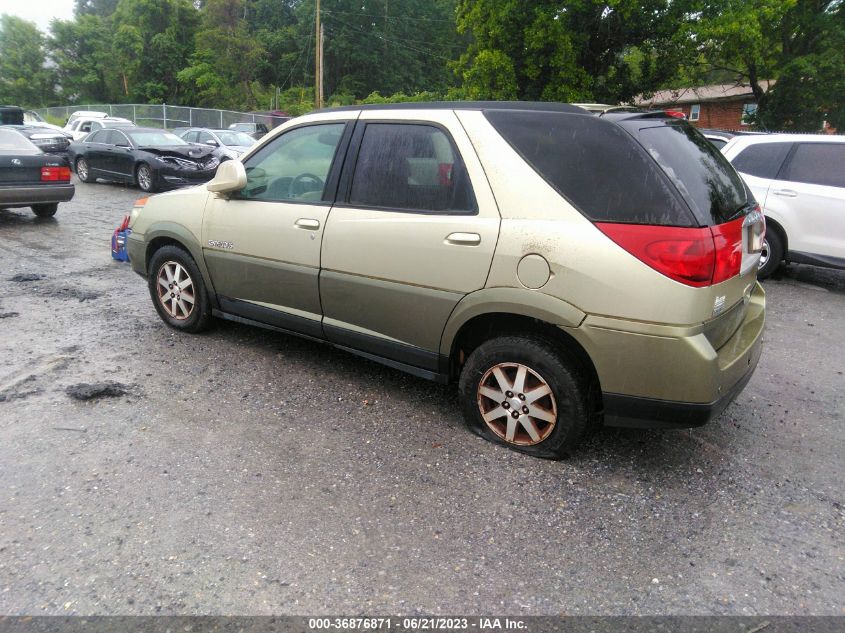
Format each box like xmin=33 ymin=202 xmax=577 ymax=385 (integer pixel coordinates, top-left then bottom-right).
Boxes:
xmin=202 ymin=118 xmax=354 ymax=337
xmin=319 ymin=110 xmax=500 ymax=371
xmin=767 ymin=142 xmax=845 ymax=259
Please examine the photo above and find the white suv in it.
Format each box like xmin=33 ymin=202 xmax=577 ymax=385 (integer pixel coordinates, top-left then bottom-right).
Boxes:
xmin=722 ymin=134 xmax=845 ymax=278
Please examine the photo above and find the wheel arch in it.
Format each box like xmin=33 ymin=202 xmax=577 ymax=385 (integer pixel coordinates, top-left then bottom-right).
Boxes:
xmin=440 ymin=288 xmax=599 ymax=390
xmin=143 ymin=224 xmax=218 ymax=304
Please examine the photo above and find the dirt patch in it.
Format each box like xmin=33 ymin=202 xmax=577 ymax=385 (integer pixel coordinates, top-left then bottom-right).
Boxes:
xmin=65 ymin=381 xmax=133 ymax=401
xmin=8 ymin=273 xmax=45 ymax=282
xmin=0 ymin=312 xmax=19 ymax=319
xmin=43 ymin=286 xmax=103 ymax=302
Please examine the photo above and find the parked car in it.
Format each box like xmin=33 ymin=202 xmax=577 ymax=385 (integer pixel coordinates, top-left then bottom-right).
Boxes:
xmin=0 ymin=128 xmax=74 ymax=218
xmin=64 ymin=110 xmax=108 ymax=128
xmin=125 ymin=102 xmax=765 ymax=459
xmin=0 ymin=125 xmax=72 ymax=156
xmin=69 ymin=127 xmax=220 ymax=193
xmin=228 ymin=121 xmax=270 ymax=139
xmin=176 ymin=128 xmax=256 ymax=161
xmin=721 ymin=134 xmax=845 ymax=278
xmin=66 ymin=116 xmax=135 ymax=141
xmin=0 ymin=105 xmax=24 ymax=125
xmin=21 ymin=110 xmax=64 ymax=133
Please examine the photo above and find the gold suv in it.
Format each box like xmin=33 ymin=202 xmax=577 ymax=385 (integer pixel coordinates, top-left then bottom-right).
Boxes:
xmin=126 ymin=102 xmax=766 ymax=458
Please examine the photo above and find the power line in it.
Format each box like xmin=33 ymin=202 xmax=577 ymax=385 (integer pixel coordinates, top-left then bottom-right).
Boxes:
xmin=321 ymin=9 xmax=455 ymax=23
xmin=324 ymin=18 xmax=454 ymax=61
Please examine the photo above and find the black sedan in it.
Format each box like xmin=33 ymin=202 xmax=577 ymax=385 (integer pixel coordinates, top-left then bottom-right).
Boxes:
xmin=0 ymin=128 xmax=74 ymax=218
xmin=1 ymin=124 xmax=72 ymax=156
xmin=68 ymin=127 xmax=220 ymax=193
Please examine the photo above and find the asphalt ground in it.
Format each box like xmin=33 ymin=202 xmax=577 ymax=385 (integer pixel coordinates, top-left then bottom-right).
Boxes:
xmin=0 ymin=177 xmax=843 ymax=616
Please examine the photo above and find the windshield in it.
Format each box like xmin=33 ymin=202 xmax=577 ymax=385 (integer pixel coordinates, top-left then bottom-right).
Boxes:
xmin=126 ymin=131 xmax=188 ymax=146
xmin=216 ymin=131 xmax=255 ymax=146
xmin=0 ymin=128 xmax=38 ymax=152
xmin=635 ymin=122 xmax=750 ymax=224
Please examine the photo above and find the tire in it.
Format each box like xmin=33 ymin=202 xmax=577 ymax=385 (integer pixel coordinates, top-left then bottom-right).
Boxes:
xmin=31 ymin=203 xmax=58 ymax=218
xmin=458 ymin=335 xmax=593 ymax=459
xmin=75 ymin=157 xmax=94 ymax=183
xmin=147 ymin=245 xmax=212 ymax=333
xmin=136 ymin=163 xmax=157 ymax=193
xmin=758 ymin=229 xmax=784 ymax=280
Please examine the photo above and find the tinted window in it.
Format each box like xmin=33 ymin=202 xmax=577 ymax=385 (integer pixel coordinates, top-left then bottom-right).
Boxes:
xmin=781 ymin=143 xmax=845 ymax=188
xmin=349 ymin=123 xmax=475 ymax=213
xmin=87 ymin=130 xmax=107 ymax=143
xmin=707 ymin=137 xmax=727 ymax=149
xmin=237 ymin=123 xmax=344 ymax=203
xmin=110 ymin=130 xmax=130 ymax=146
xmin=486 ymin=110 xmax=695 ymax=226
xmin=731 ymin=142 xmax=792 ymax=179
xmin=636 ymin=123 xmax=749 ymax=224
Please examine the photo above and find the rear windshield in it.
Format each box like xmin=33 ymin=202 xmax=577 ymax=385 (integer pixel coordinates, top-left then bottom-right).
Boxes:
xmin=485 ymin=110 xmax=696 ymax=226
xmin=632 ymin=122 xmax=750 ymax=224
xmin=0 ymin=128 xmax=38 ymax=152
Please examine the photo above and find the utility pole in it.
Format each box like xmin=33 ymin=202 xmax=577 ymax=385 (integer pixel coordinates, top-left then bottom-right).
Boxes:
xmin=315 ymin=0 xmax=323 ymax=109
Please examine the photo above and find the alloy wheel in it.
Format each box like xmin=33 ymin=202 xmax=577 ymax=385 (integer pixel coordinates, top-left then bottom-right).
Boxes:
xmin=155 ymin=261 xmax=195 ymax=320
xmin=76 ymin=159 xmax=88 ymax=180
xmin=476 ymin=362 xmax=557 ymax=446
xmin=137 ymin=165 xmax=152 ymax=191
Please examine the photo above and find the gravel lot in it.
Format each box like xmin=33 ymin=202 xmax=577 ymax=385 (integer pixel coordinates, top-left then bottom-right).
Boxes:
xmin=0 ymin=178 xmax=843 ymax=616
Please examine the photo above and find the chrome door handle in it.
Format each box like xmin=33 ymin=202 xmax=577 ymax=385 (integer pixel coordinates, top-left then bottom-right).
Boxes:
xmin=445 ymin=232 xmax=481 ymax=246
xmin=294 ymin=218 xmax=320 ymax=230
xmin=773 ymin=189 xmax=797 ymax=198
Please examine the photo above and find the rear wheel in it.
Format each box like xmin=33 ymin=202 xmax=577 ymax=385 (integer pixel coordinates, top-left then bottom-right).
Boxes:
xmin=758 ymin=230 xmax=784 ymax=280
xmin=458 ymin=335 xmax=593 ymax=459
xmin=136 ymin=163 xmax=157 ymax=193
xmin=31 ymin=203 xmax=58 ymax=218
xmin=147 ymin=245 xmax=212 ymax=333
xmin=75 ymin=157 xmax=94 ymax=183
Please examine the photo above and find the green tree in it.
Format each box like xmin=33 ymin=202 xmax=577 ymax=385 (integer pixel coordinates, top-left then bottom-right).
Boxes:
xmin=112 ymin=0 xmax=199 ymax=102
xmin=0 ymin=15 xmax=54 ymax=107
xmin=49 ymin=15 xmax=115 ymax=103
xmin=679 ymin=0 xmax=845 ymax=130
xmin=453 ymin=1 xmax=689 ymax=103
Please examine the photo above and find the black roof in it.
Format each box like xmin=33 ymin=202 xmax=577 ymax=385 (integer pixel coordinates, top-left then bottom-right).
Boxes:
xmin=319 ymin=101 xmax=587 ymax=114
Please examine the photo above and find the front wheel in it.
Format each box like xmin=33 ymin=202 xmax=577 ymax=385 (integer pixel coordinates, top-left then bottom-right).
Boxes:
xmin=458 ymin=335 xmax=593 ymax=459
xmin=147 ymin=245 xmax=212 ymax=333
xmin=75 ymin=157 xmax=94 ymax=183
xmin=31 ymin=203 xmax=58 ymax=218
xmin=136 ymin=163 xmax=157 ymax=193
xmin=758 ymin=230 xmax=784 ymax=280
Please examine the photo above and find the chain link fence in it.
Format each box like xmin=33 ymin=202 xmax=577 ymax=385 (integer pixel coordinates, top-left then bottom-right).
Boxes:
xmin=34 ymin=104 xmax=291 ymax=130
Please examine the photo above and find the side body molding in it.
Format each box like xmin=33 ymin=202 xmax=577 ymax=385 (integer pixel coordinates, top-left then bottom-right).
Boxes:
xmin=439 ymin=287 xmax=586 ymax=357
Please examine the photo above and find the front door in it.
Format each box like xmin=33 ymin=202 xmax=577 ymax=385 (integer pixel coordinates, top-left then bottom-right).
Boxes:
xmin=201 ymin=120 xmax=353 ymax=338
xmin=320 ymin=112 xmax=500 ymax=372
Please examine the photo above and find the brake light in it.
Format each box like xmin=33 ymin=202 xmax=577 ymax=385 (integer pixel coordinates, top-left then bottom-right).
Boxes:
xmin=597 ymin=219 xmax=745 ymax=287
xmin=664 ymin=110 xmax=686 ymax=119
xmin=711 ymin=217 xmax=744 ymax=284
xmin=41 ymin=166 xmax=71 ymax=181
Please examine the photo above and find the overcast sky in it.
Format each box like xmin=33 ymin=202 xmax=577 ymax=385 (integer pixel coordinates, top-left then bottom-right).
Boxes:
xmin=0 ymin=0 xmax=75 ymax=34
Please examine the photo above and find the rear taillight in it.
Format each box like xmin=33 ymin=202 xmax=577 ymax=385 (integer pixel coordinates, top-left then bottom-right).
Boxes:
xmin=597 ymin=218 xmax=746 ymax=287
xmin=41 ymin=166 xmax=71 ymax=181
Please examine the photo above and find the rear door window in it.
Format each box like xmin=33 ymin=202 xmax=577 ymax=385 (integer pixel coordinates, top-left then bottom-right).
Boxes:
xmin=780 ymin=143 xmax=845 ymax=188
xmin=731 ymin=142 xmax=793 ymax=179
xmin=348 ymin=123 xmax=476 ymax=214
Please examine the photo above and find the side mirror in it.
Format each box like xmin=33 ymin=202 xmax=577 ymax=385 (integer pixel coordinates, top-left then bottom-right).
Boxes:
xmin=205 ymin=139 xmax=219 ymax=147
xmin=207 ymin=159 xmax=247 ymax=193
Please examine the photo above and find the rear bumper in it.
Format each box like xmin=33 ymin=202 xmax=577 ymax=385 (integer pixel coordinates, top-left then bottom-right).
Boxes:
xmin=602 ymin=338 xmax=761 ymax=428
xmin=0 ymin=183 xmax=75 ymax=208
xmin=565 ymin=281 xmax=766 ymax=429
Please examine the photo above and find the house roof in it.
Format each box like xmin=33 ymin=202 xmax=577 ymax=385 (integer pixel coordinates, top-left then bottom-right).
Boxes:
xmin=634 ymin=81 xmax=774 ymax=106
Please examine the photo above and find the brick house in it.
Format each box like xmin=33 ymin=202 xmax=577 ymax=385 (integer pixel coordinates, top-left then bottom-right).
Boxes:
xmin=634 ymin=81 xmax=773 ymax=130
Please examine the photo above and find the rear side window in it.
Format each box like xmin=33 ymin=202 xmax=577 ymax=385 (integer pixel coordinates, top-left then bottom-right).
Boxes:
xmin=485 ymin=110 xmax=696 ymax=226
xmin=731 ymin=142 xmax=792 ymax=179
xmin=87 ymin=130 xmax=106 ymax=143
xmin=780 ymin=143 xmax=845 ymax=188
xmin=349 ymin=123 xmax=476 ymax=214
xmin=635 ymin=123 xmax=750 ymax=225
